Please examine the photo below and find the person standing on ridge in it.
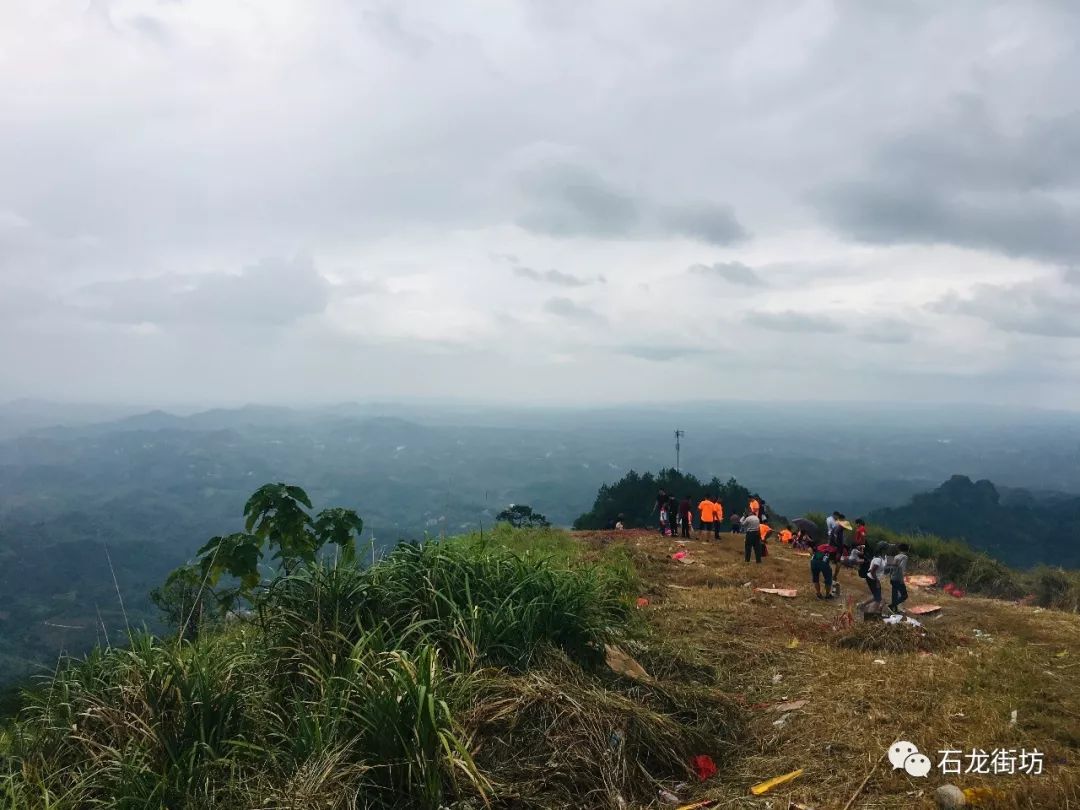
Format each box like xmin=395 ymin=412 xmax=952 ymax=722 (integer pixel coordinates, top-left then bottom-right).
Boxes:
xmin=652 ymin=488 xmax=669 ymax=536
xmin=697 ymin=495 xmax=714 ymax=539
xmin=826 ymin=511 xmax=839 ymax=539
xmin=740 ymin=510 xmax=762 ymax=563
xmin=711 ymin=496 xmax=724 ymax=539
xmin=678 ymin=495 xmax=692 ymax=538
xmin=888 ymin=543 xmax=910 ymax=613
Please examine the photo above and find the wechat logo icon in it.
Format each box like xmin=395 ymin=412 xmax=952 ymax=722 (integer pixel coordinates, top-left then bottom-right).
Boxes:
xmin=889 ymin=741 xmax=931 ymax=777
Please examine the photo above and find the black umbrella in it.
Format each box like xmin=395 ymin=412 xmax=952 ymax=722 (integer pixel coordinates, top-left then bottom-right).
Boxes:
xmin=791 ymin=517 xmax=819 ymax=539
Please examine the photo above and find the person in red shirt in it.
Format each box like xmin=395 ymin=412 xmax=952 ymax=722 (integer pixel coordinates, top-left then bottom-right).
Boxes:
xmin=854 ymin=518 xmax=868 ymax=547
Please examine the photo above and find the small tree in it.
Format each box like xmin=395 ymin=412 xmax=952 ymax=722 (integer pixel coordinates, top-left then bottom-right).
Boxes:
xmin=162 ymin=483 xmax=364 ymax=621
xmin=496 ymin=504 xmax=551 ymax=529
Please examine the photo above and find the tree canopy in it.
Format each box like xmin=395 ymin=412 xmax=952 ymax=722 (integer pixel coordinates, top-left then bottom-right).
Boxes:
xmin=496 ymin=504 xmax=551 ymax=528
xmin=573 ymin=469 xmax=757 ymax=530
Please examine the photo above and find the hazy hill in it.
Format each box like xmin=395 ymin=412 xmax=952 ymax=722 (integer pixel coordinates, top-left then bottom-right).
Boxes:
xmin=869 ymin=474 xmax=1080 ymax=568
xmin=2 ymin=401 xmax=1080 ymax=683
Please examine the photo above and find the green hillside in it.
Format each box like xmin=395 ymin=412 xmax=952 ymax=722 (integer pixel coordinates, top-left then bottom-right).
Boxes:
xmin=870 ymin=475 xmax=1080 ymax=569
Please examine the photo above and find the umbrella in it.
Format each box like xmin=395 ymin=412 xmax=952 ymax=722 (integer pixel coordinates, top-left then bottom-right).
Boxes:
xmin=791 ymin=518 xmax=819 ymax=539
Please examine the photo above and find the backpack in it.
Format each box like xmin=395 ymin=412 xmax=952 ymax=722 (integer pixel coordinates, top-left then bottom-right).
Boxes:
xmin=857 ymin=556 xmax=872 ymax=579
xmin=811 ymin=547 xmax=829 ymax=565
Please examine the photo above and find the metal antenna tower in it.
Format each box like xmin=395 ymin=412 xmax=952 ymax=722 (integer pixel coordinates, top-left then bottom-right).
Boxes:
xmin=674 ymin=429 xmax=685 ymax=472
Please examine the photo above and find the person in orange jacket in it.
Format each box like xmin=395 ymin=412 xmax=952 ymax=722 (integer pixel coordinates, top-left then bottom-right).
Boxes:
xmin=711 ymin=497 xmax=724 ymax=539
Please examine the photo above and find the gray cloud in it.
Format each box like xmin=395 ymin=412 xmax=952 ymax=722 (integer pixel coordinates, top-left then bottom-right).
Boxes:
xmin=512 ymin=266 xmax=589 ymax=287
xmin=543 ymin=296 xmax=603 ymax=322
xmin=660 ymin=202 xmax=746 ymax=246
xmin=689 ymin=261 xmax=766 ymax=286
xmin=813 ymin=103 xmax=1080 ymax=262
xmin=73 ymin=256 xmax=330 ymax=327
xmin=859 ymin=319 xmax=915 ymax=345
xmin=517 ymin=160 xmax=746 ymax=245
xmin=934 ymin=276 xmax=1080 ymax=338
xmin=754 ymin=311 xmax=846 ymax=334
xmin=616 ymin=345 xmax=710 ymax=362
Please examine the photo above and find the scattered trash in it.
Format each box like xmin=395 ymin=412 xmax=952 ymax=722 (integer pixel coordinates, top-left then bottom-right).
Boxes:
xmin=636 ymin=597 xmax=650 ymax=608
xmin=755 ymin=588 xmax=798 ymax=598
xmin=772 ymin=673 xmax=784 ymax=684
xmin=616 ymin=794 xmax=628 ymax=810
xmin=884 ymin=614 xmax=923 ymax=628
xmin=670 ymin=584 xmax=692 ymax=590
xmin=772 ymin=712 xmax=792 ymax=727
xmin=1009 ymin=709 xmax=1018 ymax=726
xmin=934 ymin=784 xmax=966 ymax=809
xmin=672 ymin=551 xmax=688 ymax=561
xmin=773 ymin=699 xmax=809 ymax=713
xmin=742 ymin=581 xmax=753 ymax=588
xmin=691 ymin=754 xmax=717 ymax=781
xmin=906 ymin=575 xmax=938 ymax=588
xmin=944 ymin=583 xmax=966 ymax=598
xmin=873 ymin=659 xmax=886 ymax=665
xmin=604 ymin=644 xmax=652 ymax=682
xmin=788 ymin=803 xmax=817 ymax=810
xmin=658 ymin=788 xmax=681 ymax=804
xmin=1056 ymin=650 xmax=1070 ymax=658
xmin=750 ymin=768 xmax=804 ymax=796
xmin=675 ymin=801 xmax=717 ymax=810
xmin=973 ymin=629 xmax=993 ymax=642
xmin=794 ymin=551 xmax=812 ymax=557
xmin=787 ymin=637 xmax=800 ymax=649
xmin=907 ymin=604 xmax=943 ymax=615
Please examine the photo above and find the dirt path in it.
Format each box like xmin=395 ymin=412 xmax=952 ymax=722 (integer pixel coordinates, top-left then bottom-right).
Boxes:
xmin=575 ymin=529 xmax=1080 ymax=809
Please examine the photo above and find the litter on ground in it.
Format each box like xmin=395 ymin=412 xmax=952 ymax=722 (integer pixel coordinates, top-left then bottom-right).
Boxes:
xmin=906 ymin=575 xmax=938 ymax=588
xmin=691 ymin=754 xmax=717 ymax=781
xmin=884 ymin=614 xmax=923 ymax=627
xmin=906 ymin=604 xmax=943 ymax=615
xmin=772 ymin=699 xmax=809 ymax=712
xmin=750 ymin=768 xmax=804 ymax=796
xmin=604 ymin=644 xmax=652 ymax=682
xmin=756 ymin=587 xmax=798 ymax=598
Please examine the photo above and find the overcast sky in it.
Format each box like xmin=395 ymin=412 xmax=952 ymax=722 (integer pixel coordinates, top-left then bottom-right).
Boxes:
xmin=2 ymin=1 xmax=1079 ymax=409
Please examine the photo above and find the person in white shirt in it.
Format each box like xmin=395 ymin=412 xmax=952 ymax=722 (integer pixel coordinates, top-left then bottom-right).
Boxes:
xmin=859 ymin=543 xmax=887 ymax=614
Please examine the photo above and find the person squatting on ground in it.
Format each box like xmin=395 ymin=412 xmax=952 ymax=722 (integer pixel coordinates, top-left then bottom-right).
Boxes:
xmin=740 ymin=511 xmax=762 ymax=563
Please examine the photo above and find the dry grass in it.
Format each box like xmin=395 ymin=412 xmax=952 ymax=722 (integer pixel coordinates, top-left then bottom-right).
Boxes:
xmin=579 ymin=530 xmax=1080 ymax=809
xmin=462 ymin=649 xmax=745 ymax=809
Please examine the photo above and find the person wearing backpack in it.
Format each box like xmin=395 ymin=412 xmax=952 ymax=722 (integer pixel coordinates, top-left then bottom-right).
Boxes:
xmin=810 ymin=539 xmax=837 ymax=599
xmin=888 ymin=543 xmax=910 ymax=613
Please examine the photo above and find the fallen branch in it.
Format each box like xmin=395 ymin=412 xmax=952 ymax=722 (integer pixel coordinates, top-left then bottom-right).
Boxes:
xmin=842 ymin=753 xmax=885 ymax=810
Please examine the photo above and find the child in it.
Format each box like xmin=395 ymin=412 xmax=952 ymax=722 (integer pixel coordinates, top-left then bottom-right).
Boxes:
xmin=810 ymin=538 xmax=837 ymax=599
xmin=659 ymin=503 xmax=671 ymax=536
xmin=859 ymin=543 xmax=888 ymax=614
xmin=889 ymin=543 xmax=910 ymax=613
xmin=842 ymin=544 xmax=864 ymax=568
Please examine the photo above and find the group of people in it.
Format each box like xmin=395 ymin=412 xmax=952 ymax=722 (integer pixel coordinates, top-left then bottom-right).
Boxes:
xmin=808 ymin=511 xmax=910 ymax=614
xmin=650 ymin=491 xmax=911 ymax=615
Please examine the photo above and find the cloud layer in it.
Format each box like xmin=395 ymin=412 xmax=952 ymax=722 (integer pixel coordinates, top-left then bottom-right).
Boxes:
xmin=2 ymin=0 xmax=1079 ymax=408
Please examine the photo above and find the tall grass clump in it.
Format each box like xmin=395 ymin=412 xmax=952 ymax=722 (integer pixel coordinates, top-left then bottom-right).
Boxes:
xmin=0 ymin=528 xmax=650 ymax=809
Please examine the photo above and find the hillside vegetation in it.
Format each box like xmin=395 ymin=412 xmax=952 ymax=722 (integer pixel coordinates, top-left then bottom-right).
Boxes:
xmin=870 ymin=474 xmax=1080 ymax=569
xmin=3 ymin=481 xmax=1080 ymax=808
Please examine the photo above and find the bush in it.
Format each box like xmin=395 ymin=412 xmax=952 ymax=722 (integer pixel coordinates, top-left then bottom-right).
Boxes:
xmin=1028 ymin=566 xmax=1080 ymax=612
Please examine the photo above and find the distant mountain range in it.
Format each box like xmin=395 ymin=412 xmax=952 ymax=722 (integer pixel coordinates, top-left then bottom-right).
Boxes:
xmin=869 ymin=474 xmax=1080 ymax=568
